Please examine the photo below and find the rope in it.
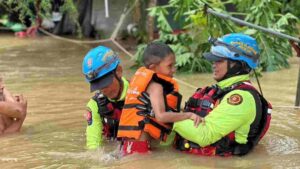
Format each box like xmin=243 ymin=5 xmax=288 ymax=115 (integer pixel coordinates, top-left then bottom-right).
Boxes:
xmin=39 ymin=29 xmax=199 ymax=90
xmin=173 ymin=78 xmax=198 ymax=90
xmin=0 ymin=26 xmax=11 ymax=31
xmin=38 ymin=28 xmax=112 ymax=44
xmin=111 ymin=39 xmax=134 ymax=58
xmin=38 ymin=0 xmax=139 ymax=44
xmin=272 ymin=105 xmax=300 ymax=109
xmin=36 ymin=1 xmax=298 ymax=109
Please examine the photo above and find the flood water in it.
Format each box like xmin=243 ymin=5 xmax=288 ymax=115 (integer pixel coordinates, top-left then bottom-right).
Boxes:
xmin=0 ymin=34 xmax=300 ymax=169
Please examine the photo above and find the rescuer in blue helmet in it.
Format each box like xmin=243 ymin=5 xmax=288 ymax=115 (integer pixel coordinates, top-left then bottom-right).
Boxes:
xmin=173 ymin=33 xmax=272 ymax=156
xmin=82 ymin=46 xmax=129 ymax=149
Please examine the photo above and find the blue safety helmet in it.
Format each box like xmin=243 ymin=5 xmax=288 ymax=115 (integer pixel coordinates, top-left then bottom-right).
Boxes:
xmin=203 ymin=33 xmax=260 ymax=69
xmin=82 ymin=46 xmax=120 ymax=92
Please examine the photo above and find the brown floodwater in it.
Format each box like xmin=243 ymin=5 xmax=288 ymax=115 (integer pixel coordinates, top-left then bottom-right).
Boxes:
xmin=0 ymin=34 xmax=299 ymax=169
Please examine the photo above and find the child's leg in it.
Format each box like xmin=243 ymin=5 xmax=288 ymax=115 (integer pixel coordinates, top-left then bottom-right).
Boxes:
xmin=121 ymin=132 xmax=151 ymax=155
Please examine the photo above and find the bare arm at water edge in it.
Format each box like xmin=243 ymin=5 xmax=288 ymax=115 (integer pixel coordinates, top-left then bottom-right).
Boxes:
xmin=0 ymin=80 xmax=27 ymax=118
xmin=0 ymin=94 xmax=27 ymax=119
xmin=1 ymin=116 xmax=26 ymax=134
xmin=0 ymin=95 xmax=27 ymax=135
xmin=147 ymin=82 xmax=202 ymax=127
xmin=0 ymin=84 xmax=27 ymax=135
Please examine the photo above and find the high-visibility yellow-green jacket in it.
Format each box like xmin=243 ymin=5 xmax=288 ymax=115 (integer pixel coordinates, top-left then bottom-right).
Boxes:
xmin=85 ymin=77 xmax=129 ymax=149
xmin=173 ymin=75 xmax=260 ymax=146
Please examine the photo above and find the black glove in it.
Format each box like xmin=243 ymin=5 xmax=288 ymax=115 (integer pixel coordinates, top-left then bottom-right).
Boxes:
xmin=94 ymin=93 xmax=114 ymax=116
xmin=136 ymin=92 xmax=154 ymax=117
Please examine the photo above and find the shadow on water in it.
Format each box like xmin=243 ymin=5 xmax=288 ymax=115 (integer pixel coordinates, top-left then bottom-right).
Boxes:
xmin=0 ymin=33 xmax=299 ymax=168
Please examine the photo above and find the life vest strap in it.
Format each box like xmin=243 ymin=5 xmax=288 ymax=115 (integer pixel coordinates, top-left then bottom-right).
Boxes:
xmin=119 ymin=117 xmax=171 ymax=141
xmin=118 ymin=125 xmax=141 ymax=130
xmin=118 ymin=118 xmax=171 ymax=135
xmin=123 ymin=104 xmax=139 ymax=109
xmin=141 ymin=118 xmax=171 ymax=135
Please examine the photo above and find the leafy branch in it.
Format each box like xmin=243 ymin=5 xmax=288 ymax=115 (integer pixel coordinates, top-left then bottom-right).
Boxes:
xmin=134 ymin=0 xmax=299 ymax=72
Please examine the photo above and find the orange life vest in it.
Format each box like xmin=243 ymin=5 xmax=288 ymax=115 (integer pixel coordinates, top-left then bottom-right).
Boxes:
xmin=117 ymin=67 xmax=182 ymax=141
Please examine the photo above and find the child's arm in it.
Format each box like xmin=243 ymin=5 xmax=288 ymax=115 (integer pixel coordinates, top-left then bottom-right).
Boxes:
xmin=147 ymin=82 xmax=202 ymax=127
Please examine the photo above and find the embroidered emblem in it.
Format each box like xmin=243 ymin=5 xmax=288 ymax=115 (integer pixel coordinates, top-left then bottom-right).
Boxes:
xmin=85 ymin=111 xmax=93 ymax=125
xmin=227 ymin=94 xmax=243 ymax=105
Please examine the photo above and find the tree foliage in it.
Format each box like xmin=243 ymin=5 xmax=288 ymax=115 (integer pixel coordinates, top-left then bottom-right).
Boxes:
xmin=0 ymin=0 xmax=80 ymax=35
xmin=1 ymin=0 xmax=299 ymax=72
xmin=134 ymin=0 xmax=299 ymax=72
xmin=230 ymin=0 xmax=299 ymax=71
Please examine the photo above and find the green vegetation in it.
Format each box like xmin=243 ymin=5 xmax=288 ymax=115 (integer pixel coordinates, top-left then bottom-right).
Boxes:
xmin=134 ymin=0 xmax=299 ymax=72
xmin=1 ymin=0 xmax=299 ymax=72
xmin=0 ymin=0 xmax=81 ymax=36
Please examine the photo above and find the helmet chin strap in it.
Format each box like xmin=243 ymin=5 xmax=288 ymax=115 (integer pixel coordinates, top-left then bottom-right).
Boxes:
xmin=253 ymin=69 xmax=263 ymax=96
xmin=112 ymin=70 xmax=123 ymax=100
xmin=220 ymin=59 xmax=251 ymax=81
xmin=219 ymin=60 xmax=264 ymax=96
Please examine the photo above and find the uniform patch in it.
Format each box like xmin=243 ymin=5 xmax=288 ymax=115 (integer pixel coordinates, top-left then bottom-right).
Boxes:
xmin=85 ymin=111 xmax=93 ymax=125
xmin=227 ymin=94 xmax=243 ymax=105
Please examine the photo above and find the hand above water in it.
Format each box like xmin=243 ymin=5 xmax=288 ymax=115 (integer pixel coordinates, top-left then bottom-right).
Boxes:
xmin=187 ymin=112 xmax=205 ymax=128
xmin=15 ymin=95 xmax=27 ymax=119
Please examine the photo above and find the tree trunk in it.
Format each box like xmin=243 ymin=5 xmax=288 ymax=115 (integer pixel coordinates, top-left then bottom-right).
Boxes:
xmin=133 ymin=0 xmax=141 ymax=23
xmin=295 ymin=63 xmax=300 ymax=106
xmin=147 ymin=0 xmax=156 ymax=42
